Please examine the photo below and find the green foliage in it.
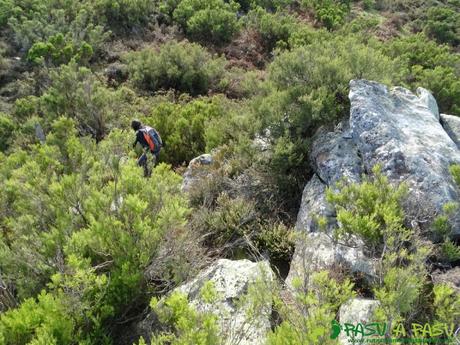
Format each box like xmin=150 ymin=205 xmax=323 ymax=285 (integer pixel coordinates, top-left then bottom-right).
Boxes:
xmin=0 ymin=0 xmax=13 ymax=27
xmin=0 ymin=121 xmax=201 ymax=342
xmin=140 ymin=96 xmax=225 ymax=165
xmin=94 ymin=0 xmax=155 ymax=30
xmin=126 ymin=41 xmax=225 ymax=96
xmin=146 ymin=289 xmax=220 ymax=345
xmin=424 ymin=7 xmax=460 ymax=46
xmin=384 ymin=33 xmax=460 ymax=115
xmin=268 ymin=271 xmax=355 ymax=344
xmin=326 ymin=165 xmax=408 ymax=249
xmin=440 ymin=240 xmax=460 ymax=263
xmin=255 ymin=35 xmax=395 ymax=209
xmin=432 ymin=284 xmax=460 ymax=326
xmin=38 ymin=61 xmax=137 ymax=141
xmin=327 ymin=165 xmax=429 ymax=323
xmin=302 ymin=0 xmax=351 ymax=30
xmin=0 ymin=291 xmax=75 ymax=345
xmin=0 ymin=113 xmax=15 ymax=152
xmin=173 ymin=0 xmax=241 ymax=44
xmin=7 ymin=0 xmax=108 ymax=54
xmin=246 ymin=8 xmax=303 ymax=52
xmin=1 ymin=0 xmax=460 ymax=343
xmin=28 ymin=34 xmax=93 ymax=66
xmin=432 ymin=166 xmax=460 ymax=263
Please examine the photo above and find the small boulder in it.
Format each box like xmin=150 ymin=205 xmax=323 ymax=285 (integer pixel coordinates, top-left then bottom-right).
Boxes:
xmin=181 ymin=153 xmax=214 ymax=193
xmin=339 ymin=298 xmax=381 ymax=345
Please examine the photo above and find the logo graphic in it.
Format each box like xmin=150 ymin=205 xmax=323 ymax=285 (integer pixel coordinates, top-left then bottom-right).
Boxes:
xmin=330 ymin=320 xmax=460 ymax=344
xmin=330 ymin=320 xmax=342 ymax=340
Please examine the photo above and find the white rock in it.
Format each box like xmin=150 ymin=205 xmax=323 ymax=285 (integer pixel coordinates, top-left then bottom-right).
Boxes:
xmin=181 ymin=153 xmax=214 ymax=193
xmin=139 ymin=259 xmax=275 ymax=345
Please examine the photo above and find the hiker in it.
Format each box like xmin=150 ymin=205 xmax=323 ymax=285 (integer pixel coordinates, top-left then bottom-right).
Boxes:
xmin=131 ymin=119 xmax=162 ymax=177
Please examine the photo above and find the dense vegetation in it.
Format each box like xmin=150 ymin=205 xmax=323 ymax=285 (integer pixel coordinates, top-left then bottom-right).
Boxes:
xmin=0 ymin=0 xmax=459 ymax=344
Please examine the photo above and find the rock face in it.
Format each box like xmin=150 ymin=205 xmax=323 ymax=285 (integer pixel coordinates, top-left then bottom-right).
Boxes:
xmin=288 ymin=80 xmax=460 ymax=288
xmin=339 ymin=298 xmax=380 ymax=345
xmin=349 ymin=80 xmax=460 ymax=228
xmin=286 ymin=232 xmax=377 ymax=288
xmin=138 ymin=259 xmax=274 ymax=345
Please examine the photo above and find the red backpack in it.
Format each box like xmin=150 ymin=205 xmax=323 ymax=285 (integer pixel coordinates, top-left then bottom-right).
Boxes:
xmin=140 ymin=126 xmax=162 ymax=153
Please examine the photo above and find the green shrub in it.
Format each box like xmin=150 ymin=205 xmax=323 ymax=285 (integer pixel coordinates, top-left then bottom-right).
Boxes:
xmin=424 ymin=6 xmax=460 ymax=46
xmin=268 ymin=271 xmax=355 ymax=345
xmin=432 ymin=284 xmax=460 ymax=326
xmin=246 ymin=8 xmax=302 ymax=52
xmin=0 ymin=124 xmax=203 ymax=342
xmin=440 ymin=240 xmax=460 ymax=263
xmin=140 ymin=95 xmax=226 ymax=165
xmin=32 ymin=61 xmax=138 ymax=141
xmin=0 ymin=113 xmax=15 ymax=152
xmin=7 ymin=1 xmax=108 ymax=53
xmin=143 ymin=287 xmax=220 ymax=345
xmin=0 ymin=291 xmax=75 ymax=345
xmin=173 ymin=0 xmax=241 ymax=44
xmin=363 ymin=0 xmax=375 ymax=10
xmin=432 ymin=166 xmax=460 ymax=263
xmin=253 ymin=35 xmax=396 ymax=209
xmin=126 ymin=41 xmax=225 ymax=96
xmin=94 ymin=0 xmax=155 ymax=30
xmin=326 ymin=165 xmax=408 ymax=250
xmin=302 ymin=0 xmax=351 ymax=30
xmin=28 ymin=34 xmax=93 ymax=66
xmin=0 ymin=0 xmax=13 ymax=27
xmin=326 ymin=165 xmax=430 ymax=323
xmin=384 ymin=33 xmax=460 ymax=115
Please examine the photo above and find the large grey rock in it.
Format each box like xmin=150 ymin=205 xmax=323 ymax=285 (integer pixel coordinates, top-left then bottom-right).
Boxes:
xmin=181 ymin=153 xmax=214 ymax=193
xmin=288 ymin=80 xmax=460 ymax=289
xmin=139 ymin=259 xmax=274 ymax=345
xmin=349 ymin=80 xmax=460 ymax=234
xmin=286 ymin=232 xmax=377 ymax=288
xmin=339 ymin=298 xmax=380 ymax=345
xmin=441 ymin=113 xmax=460 ymax=149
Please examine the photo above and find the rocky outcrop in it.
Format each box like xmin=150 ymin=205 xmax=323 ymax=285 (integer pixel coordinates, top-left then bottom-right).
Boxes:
xmin=349 ymin=80 xmax=460 ymax=230
xmin=181 ymin=153 xmax=214 ymax=192
xmin=339 ymin=298 xmax=380 ymax=345
xmin=138 ymin=259 xmax=275 ymax=345
xmin=288 ymin=80 xmax=460 ymax=288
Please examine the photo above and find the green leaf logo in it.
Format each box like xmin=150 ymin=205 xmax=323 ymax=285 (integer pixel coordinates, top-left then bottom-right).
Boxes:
xmin=330 ymin=320 xmax=342 ymax=340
